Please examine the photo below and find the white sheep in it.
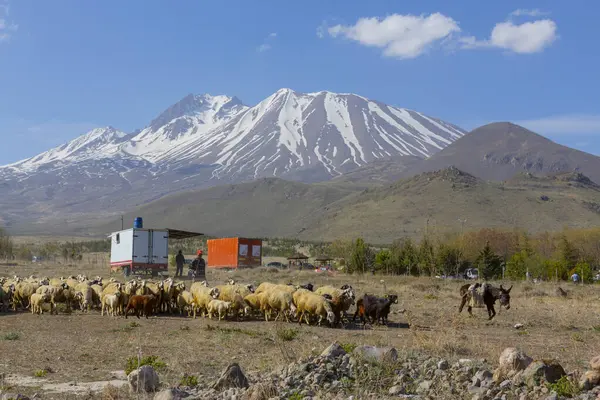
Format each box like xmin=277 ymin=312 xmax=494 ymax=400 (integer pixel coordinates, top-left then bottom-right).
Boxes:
xmin=207 ymin=299 xmax=232 ymax=321
xmin=177 ymin=290 xmax=197 ymax=317
xmin=101 ymin=291 xmax=121 ymax=316
xmin=30 ymin=293 xmax=51 ymax=315
xmin=266 ymin=289 xmax=297 ymax=322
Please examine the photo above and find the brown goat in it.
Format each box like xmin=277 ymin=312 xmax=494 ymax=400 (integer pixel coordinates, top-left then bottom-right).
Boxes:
xmin=125 ymin=294 xmax=158 ymax=319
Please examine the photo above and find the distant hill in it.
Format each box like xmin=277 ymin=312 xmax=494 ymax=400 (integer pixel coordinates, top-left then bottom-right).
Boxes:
xmin=45 ymin=167 xmax=596 ymax=244
xmin=304 ymin=167 xmax=600 ymax=243
xmin=90 ymin=178 xmax=360 ymax=239
xmin=401 ymin=122 xmax=600 ymax=183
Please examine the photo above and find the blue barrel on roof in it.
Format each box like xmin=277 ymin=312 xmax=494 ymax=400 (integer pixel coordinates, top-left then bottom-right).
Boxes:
xmin=133 ymin=217 xmax=143 ymax=229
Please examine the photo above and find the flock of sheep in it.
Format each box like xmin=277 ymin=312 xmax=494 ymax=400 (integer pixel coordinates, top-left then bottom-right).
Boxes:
xmin=0 ymin=274 xmax=399 ymax=327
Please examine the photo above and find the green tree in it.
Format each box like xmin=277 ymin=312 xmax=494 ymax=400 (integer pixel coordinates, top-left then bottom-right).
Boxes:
xmin=0 ymin=228 xmax=13 ymax=260
xmin=435 ymin=243 xmax=462 ymax=276
xmin=505 ymin=251 xmax=528 ymax=280
xmin=374 ymin=249 xmax=393 ymax=274
xmin=417 ymin=236 xmax=435 ymax=276
xmin=476 ymin=242 xmax=503 ymax=279
xmin=347 ymin=238 xmax=374 ymax=275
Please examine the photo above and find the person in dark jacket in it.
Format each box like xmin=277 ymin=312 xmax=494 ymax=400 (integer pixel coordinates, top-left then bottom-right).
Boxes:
xmin=190 ymin=250 xmax=206 ymax=281
xmin=175 ymin=250 xmax=185 ymax=277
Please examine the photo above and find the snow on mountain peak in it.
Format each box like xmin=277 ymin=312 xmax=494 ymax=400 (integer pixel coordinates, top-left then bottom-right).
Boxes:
xmin=1 ymin=88 xmax=467 ymax=184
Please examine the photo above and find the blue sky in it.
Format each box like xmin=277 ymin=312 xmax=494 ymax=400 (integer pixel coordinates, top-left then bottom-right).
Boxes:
xmin=0 ymin=0 xmax=599 ymax=164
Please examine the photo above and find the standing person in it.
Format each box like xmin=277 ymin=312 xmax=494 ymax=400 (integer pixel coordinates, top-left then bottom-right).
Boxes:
xmin=191 ymin=250 xmax=206 ymax=281
xmin=571 ymin=272 xmax=580 ymax=284
xmin=175 ymin=250 xmax=185 ymax=277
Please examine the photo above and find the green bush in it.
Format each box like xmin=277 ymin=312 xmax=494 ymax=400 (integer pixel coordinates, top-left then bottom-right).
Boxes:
xmin=2 ymin=332 xmax=20 ymax=341
xmin=276 ymin=327 xmax=299 ymax=341
xmin=124 ymin=355 xmax=167 ymax=375
xmin=179 ymin=374 xmax=199 ymax=387
xmin=547 ymin=375 xmax=579 ymax=397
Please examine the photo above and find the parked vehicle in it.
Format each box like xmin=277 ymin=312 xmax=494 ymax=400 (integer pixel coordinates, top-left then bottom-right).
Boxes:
xmin=464 ymin=268 xmax=479 ymax=280
xmin=266 ymin=261 xmax=285 ymax=268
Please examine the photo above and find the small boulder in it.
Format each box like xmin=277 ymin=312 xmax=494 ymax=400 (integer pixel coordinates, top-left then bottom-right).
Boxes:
xmin=154 ymin=388 xmax=189 ymax=400
xmin=353 ymin=345 xmax=398 ymax=363
xmin=494 ymin=348 xmax=533 ymax=382
xmin=128 ymin=365 xmax=160 ymax=393
xmin=579 ymin=370 xmax=600 ymax=391
xmin=389 ymin=385 xmax=405 ymax=395
xmin=520 ymin=360 xmax=566 ymax=387
xmin=437 ymin=360 xmax=449 ymax=370
xmin=320 ymin=342 xmax=347 ymax=359
xmin=212 ymin=363 xmax=249 ymax=391
xmin=590 ymin=355 xmax=600 ymax=372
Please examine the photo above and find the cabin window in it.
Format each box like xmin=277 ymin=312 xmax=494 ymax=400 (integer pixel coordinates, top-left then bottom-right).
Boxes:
xmin=116 ymin=233 xmax=120 ymax=244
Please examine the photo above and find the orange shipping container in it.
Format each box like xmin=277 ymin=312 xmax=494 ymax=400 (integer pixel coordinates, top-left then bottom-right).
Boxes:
xmin=207 ymin=237 xmax=262 ymax=269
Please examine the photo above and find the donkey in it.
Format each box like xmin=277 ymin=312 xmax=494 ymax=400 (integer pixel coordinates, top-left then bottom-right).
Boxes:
xmin=458 ymin=282 xmax=512 ymax=320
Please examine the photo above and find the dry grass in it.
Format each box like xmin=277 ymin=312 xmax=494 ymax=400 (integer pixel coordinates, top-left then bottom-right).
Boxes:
xmin=1 ymin=261 xmax=600 ymax=395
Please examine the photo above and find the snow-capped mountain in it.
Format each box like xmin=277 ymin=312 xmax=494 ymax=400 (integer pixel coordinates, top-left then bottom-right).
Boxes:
xmin=0 ymin=88 xmax=466 ymax=230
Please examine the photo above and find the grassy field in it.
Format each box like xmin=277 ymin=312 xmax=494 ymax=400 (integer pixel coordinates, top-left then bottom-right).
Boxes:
xmin=1 ymin=260 xmax=600 ymax=397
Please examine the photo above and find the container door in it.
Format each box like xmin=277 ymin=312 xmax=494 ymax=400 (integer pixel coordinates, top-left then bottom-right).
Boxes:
xmin=132 ymin=229 xmax=149 ymax=265
xmin=150 ymin=230 xmax=169 ymax=266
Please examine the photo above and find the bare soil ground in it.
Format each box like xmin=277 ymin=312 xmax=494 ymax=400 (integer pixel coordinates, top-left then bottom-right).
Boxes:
xmin=1 ymin=261 xmax=600 ymax=398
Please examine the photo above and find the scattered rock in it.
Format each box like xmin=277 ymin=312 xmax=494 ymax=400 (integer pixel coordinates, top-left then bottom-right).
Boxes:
xmin=154 ymin=388 xmax=189 ymax=400
xmin=437 ymin=360 xmax=449 ymax=370
xmin=1 ymin=394 xmax=30 ymax=400
xmin=494 ymin=348 xmax=533 ymax=382
xmin=320 ymin=342 xmax=347 ymax=359
xmin=389 ymin=385 xmax=405 ymax=395
xmin=555 ymin=287 xmax=568 ymax=297
xmin=590 ymin=355 xmax=600 ymax=372
xmin=514 ymin=323 xmax=524 ymax=329
xmin=128 ymin=365 xmax=160 ymax=393
xmin=520 ymin=360 xmax=566 ymax=387
xmin=579 ymin=370 xmax=600 ymax=390
xmin=416 ymin=380 xmax=432 ymax=394
xmin=212 ymin=363 xmax=250 ymax=391
xmin=353 ymin=345 xmax=398 ymax=363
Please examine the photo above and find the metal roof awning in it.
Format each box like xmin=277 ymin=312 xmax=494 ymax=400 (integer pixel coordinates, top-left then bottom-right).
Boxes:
xmin=287 ymin=253 xmax=309 ymax=260
xmin=167 ymin=229 xmax=204 ymax=240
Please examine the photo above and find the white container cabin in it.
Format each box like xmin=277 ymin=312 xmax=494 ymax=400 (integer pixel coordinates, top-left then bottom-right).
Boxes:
xmin=109 ymin=225 xmax=203 ymax=277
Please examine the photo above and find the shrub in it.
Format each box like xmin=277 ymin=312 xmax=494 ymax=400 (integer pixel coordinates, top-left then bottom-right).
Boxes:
xmin=276 ymin=327 xmax=299 ymax=341
xmin=547 ymin=375 xmax=579 ymax=397
xmin=340 ymin=343 xmax=357 ymax=354
xmin=2 ymin=332 xmax=20 ymax=341
xmin=124 ymin=355 xmax=167 ymax=375
xmin=179 ymin=374 xmax=199 ymax=387
xmin=34 ymin=369 xmax=48 ymax=377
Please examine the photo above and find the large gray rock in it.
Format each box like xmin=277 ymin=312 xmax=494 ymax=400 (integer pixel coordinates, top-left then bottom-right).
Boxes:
xmin=353 ymin=345 xmax=398 ymax=363
xmin=128 ymin=365 xmax=160 ymax=393
xmin=579 ymin=370 xmax=600 ymax=391
xmin=320 ymin=342 xmax=347 ymax=359
xmin=494 ymin=348 xmax=533 ymax=382
xmin=520 ymin=360 xmax=566 ymax=387
xmin=212 ymin=363 xmax=249 ymax=391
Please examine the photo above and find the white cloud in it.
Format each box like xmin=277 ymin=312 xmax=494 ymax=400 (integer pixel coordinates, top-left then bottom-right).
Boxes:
xmin=460 ymin=19 xmax=557 ymax=53
xmin=257 ymin=43 xmax=271 ymax=52
xmin=510 ymin=9 xmax=549 ymax=17
xmin=324 ymin=11 xmax=558 ymax=58
xmin=515 ymin=114 xmax=600 ymax=136
xmin=0 ymin=1 xmax=17 ymax=43
xmin=256 ymin=32 xmax=277 ymax=53
xmin=326 ymin=13 xmax=461 ymax=59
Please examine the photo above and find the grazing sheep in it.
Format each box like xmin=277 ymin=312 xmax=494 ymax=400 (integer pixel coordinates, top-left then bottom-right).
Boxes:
xmin=101 ymin=292 xmax=121 ymax=316
xmin=13 ymin=281 xmax=44 ymax=311
xmin=0 ymin=283 xmax=14 ymax=312
xmin=244 ymin=291 xmax=271 ymax=318
xmin=207 ymin=299 xmax=232 ymax=321
xmin=36 ymin=282 xmax=69 ymax=315
xmin=30 ymin=293 xmax=51 ymax=315
xmin=229 ymin=293 xmax=251 ymax=320
xmin=190 ymin=283 xmax=220 ymax=318
xmin=176 ymin=290 xmax=197 ymax=317
xmin=315 ymin=285 xmax=356 ymax=325
xmin=266 ymin=289 xmax=297 ymax=322
xmin=216 ymin=282 xmax=255 ymax=302
xmin=294 ymin=291 xmax=335 ymax=327
xmin=74 ymin=285 xmax=93 ymax=312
